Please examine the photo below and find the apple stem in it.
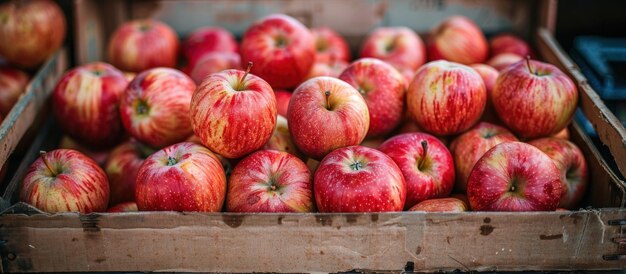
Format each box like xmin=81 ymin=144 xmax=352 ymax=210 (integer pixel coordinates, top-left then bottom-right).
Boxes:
xmin=236 ymin=61 xmax=253 ymax=91
xmin=270 ymin=185 xmax=277 ymax=191
xmin=325 ymin=90 xmax=331 ymax=110
xmin=525 ymin=56 xmax=537 ymax=76
xmin=418 ymin=140 xmax=428 ymax=170
xmin=39 ymin=151 xmax=56 ymax=176
xmin=350 ymin=161 xmax=363 ymax=171
xmin=167 ymin=156 xmax=177 ymax=166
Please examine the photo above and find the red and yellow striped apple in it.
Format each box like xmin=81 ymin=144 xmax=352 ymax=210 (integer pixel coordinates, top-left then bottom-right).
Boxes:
xmin=0 ymin=67 xmax=28 ymax=116
xmin=311 ymin=27 xmax=351 ymax=64
xmin=104 ymin=140 xmax=154 ymax=205
xmin=427 ymin=16 xmax=488 ymax=65
xmin=182 ymin=26 xmax=238 ymax=65
xmin=135 ymin=142 xmax=226 ymax=212
xmin=408 ymin=198 xmax=468 ymax=213
xmin=360 ymin=27 xmax=425 ymax=71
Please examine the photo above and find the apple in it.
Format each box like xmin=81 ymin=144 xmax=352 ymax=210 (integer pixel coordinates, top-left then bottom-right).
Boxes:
xmin=467 ymin=141 xmax=563 ymax=211
xmin=264 ymin=115 xmax=303 ymax=159
xmin=182 ymin=26 xmax=238 ymax=64
xmin=107 ymin=201 xmax=138 ymax=213
xmin=191 ymin=63 xmax=277 ymax=159
xmin=379 ymin=132 xmax=454 ymax=209
xmin=135 ymin=142 xmax=226 ymax=211
xmin=20 ymin=149 xmax=109 ymax=213
xmin=0 ymin=67 xmax=28 ymax=116
xmin=311 ymin=27 xmax=351 ymax=64
xmin=288 ymin=76 xmax=369 ymax=160
xmin=528 ymin=137 xmax=588 ymax=209
xmin=306 ymin=60 xmax=348 ymax=79
xmin=427 ymin=16 xmax=488 ymax=65
xmin=314 ymin=145 xmax=406 ymax=212
xmin=408 ymin=198 xmax=467 ymax=213
xmin=306 ymin=158 xmax=320 ymax=174
xmin=120 ymin=67 xmax=196 ymax=148
xmin=492 ymin=58 xmax=578 ymax=139
xmin=108 ymin=19 xmax=179 ymax=73
xmin=186 ymin=134 xmax=237 ymax=179
xmin=226 ymin=150 xmax=312 ymax=212
xmin=552 ymin=127 xmax=570 ymax=140
xmin=360 ymin=27 xmax=426 ymax=71
xmin=489 ymin=34 xmax=533 ymax=58
xmin=407 ymin=60 xmax=486 ymax=136
xmin=240 ymin=14 xmax=315 ymax=89
xmin=360 ymin=138 xmax=384 ymax=149
xmin=53 ymin=62 xmax=128 ymax=148
xmin=449 ymin=122 xmax=518 ymax=191
xmin=0 ymin=0 xmax=66 ymax=69
xmin=188 ymin=51 xmax=241 ymax=84
xmin=58 ymin=135 xmax=110 ymax=166
xmin=470 ymin=64 xmax=499 ymax=123
xmin=450 ymin=193 xmax=470 ymax=208
xmin=104 ymin=140 xmax=154 ymax=205
xmin=339 ymin=58 xmax=406 ymax=137
xmin=487 ymin=53 xmax=523 ymax=72
xmin=274 ymin=89 xmax=292 ymax=117
xmin=123 ymin=71 xmax=136 ymax=82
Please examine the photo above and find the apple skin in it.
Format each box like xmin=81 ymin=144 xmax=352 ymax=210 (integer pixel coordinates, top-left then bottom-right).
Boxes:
xmin=263 ymin=115 xmax=304 ymax=159
xmin=407 ymin=60 xmax=486 ymax=136
xmin=186 ymin=134 xmax=237 ymax=180
xmin=528 ymin=137 xmax=588 ymax=209
xmin=226 ymin=150 xmax=313 ymax=212
xmin=408 ymin=198 xmax=467 ymax=213
xmin=311 ymin=27 xmax=351 ymax=64
xmin=552 ymin=127 xmax=570 ymax=140
xmin=492 ymin=59 xmax=578 ymax=139
xmin=449 ymin=122 xmax=518 ymax=192
xmin=489 ymin=34 xmax=533 ymax=58
xmin=360 ymin=27 xmax=426 ymax=71
xmin=339 ymin=58 xmax=406 ymax=137
xmin=120 ymin=68 xmax=196 ymax=149
xmin=108 ymin=19 xmax=179 ymax=73
xmin=0 ymin=0 xmax=66 ymax=69
xmin=135 ymin=142 xmax=227 ymax=212
xmin=191 ymin=68 xmax=277 ymax=159
xmin=470 ymin=64 xmax=499 ymax=123
xmin=58 ymin=135 xmax=110 ymax=166
xmin=188 ymin=51 xmax=241 ymax=84
xmin=314 ymin=145 xmax=406 ymax=212
xmin=182 ymin=26 xmax=239 ymax=64
xmin=53 ymin=62 xmax=128 ymax=148
xmin=107 ymin=201 xmax=138 ymax=213
xmin=487 ymin=53 xmax=523 ymax=72
xmin=274 ymin=89 xmax=292 ymax=117
xmin=0 ymin=67 xmax=28 ymax=116
xmin=240 ymin=14 xmax=315 ymax=89
xmin=288 ymin=76 xmax=369 ymax=160
xmin=306 ymin=60 xmax=348 ymax=79
xmin=379 ymin=132 xmax=455 ymax=209
xmin=467 ymin=142 xmax=563 ymax=211
xmin=20 ymin=149 xmax=109 ymax=213
xmin=104 ymin=140 xmax=154 ymax=205
xmin=427 ymin=16 xmax=488 ymax=65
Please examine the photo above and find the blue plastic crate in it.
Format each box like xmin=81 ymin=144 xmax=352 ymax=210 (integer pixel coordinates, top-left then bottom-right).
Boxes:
xmin=571 ymin=36 xmax=626 ymax=100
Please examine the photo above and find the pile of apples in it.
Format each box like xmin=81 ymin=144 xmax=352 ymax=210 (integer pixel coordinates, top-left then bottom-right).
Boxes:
xmin=19 ymin=13 xmax=587 ymax=214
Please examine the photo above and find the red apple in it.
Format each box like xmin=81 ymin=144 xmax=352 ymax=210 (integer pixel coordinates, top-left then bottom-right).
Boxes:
xmin=339 ymin=58 xmax=406 ymax=137
xmin=120 ymin=67 xmax=196 ymax=148
xmin=240 ymin=14 xmax=315 ymax=89
xmin=407 ymin=60 xmax=486 ymax=136
xmin=288 ymin=76 xmax=369 ymax=160
xmin=379 ymin=132 xmax=454 ymax=209
xmin=226 ymin=150 xmax=312 ymax=212
xmin=108 ymin=19 xmax=179 ymax=73
xmin=0 ymin=0 xmax=66 ymax=69
xmin=104 ymin=140 xmax=154 ymax=205
xmin=487 ymin=53 xmax=523 ymax=72
xmin=274 ymin=89 xmax=292 ymax=117
xmin=188 ymin=51 xmax=241 ymax=84
xmin=264 ymin=115 xmax=303 ymax=159
xmin=135 ymin=142 xmax=226 ymax=211
xmin=492 ymin=58 xmax=578 ymax=139
xmin=191 ymin=63 xmax=277 ymax=159
xmin=305 ymin=60 xmax=348 ymax=79
xmin=186 ymin=134 xmax=237 ymax=179
xmin=552 ymin=127 xmax=570 ymax=140
xmin=470 ymin=64 xmax=499 ymax=123
xmin=314 ymin=146 xmax=406 ymax=212
xmin=408 ymin=198 xmax=467 ymax=213
xmin=467 ymin=142 xmax=563 ymax=211
xmin=58 ymin=135 xmax=110 ymax=166
xmin=311 ymin=27 xmax=351 ymax=64
xmin=182 ymin=26 xmax=238 ymax=64
xmin=490 ymin=34 xmax=533 ymax=58
xmin=0 ymin=67 xmax=28 ymax=115
xmin=449 ymin=122 xmax=518 ymax=191
xmin=528 ymin=138 xmax=588 ymax=209
xmin=360 ymin=27 xmax=426 ymax=71
xmin=428 ymin=16 xmax=488 ymax=65
xmin=53 ymin=62 xmax=128 ymax=148
xmin=107 ymin=201 xmax=138 ymax=213
xmin=20 ymin=150 xmax=109 ymax=213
